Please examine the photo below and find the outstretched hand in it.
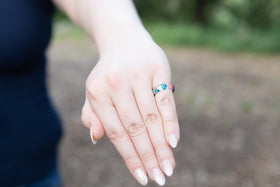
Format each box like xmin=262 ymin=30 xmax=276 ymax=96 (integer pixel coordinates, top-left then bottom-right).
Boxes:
xmin=81 ymin=37 xmax=180 ymax=186
xmin=52 ymin=0 xmax=180 ymax=185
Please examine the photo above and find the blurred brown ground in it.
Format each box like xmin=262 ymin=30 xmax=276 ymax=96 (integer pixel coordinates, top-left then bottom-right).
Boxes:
xmin=47 ymin=32 xmax=280 ymax=187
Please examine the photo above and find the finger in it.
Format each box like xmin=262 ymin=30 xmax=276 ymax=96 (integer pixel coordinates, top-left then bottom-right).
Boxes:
xmin=153 ymin=78 xmax=180 ymax=149
xmin=133 ymin=78 xmax=175 ymax=177
xmin=111 ymin=88 xmax=166 ymax=185
xmin=155 ymin=90 xmax=180 ymax=148
xmin=87 ymin=96 xmax=148 ymax=186
xmin=81 ymin=99 xmax=105 ymax=144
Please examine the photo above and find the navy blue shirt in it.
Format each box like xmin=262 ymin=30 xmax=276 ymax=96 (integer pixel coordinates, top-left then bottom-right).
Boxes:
xmin=0 ymin=0 xmax=63 ymax=185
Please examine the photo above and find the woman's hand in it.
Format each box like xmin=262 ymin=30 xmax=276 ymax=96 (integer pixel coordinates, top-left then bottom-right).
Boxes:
xmin=81 ymin=36 xmax=180 ymax=186
xmin=53 ymin=0 xmax=180 ymax=185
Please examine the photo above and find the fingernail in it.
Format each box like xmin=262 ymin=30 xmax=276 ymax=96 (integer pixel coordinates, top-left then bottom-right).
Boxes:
xmin=169 ymin=134 xmax=177 ymax=148
xmin=152 ymin=168 xmax=165 ymax=186
xmin=90 ymin=126 xmax=97 ymax=144
xmin=134 ymin=168 xmax=148 ymax=186
xmin=162 ymin=159 xmax=173 ymax=176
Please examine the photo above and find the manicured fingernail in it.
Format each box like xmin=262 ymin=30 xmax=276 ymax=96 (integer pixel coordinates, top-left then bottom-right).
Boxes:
xmin=162 ymin=159 xmax=173 ymax=176
xmin=90 ymin=126 xmax=97 ymax=144
xmin=152 ymin=168 xmax=165 ymax=186
xmin=169 ymin=134 xmax=177 ymax=148
xmin=134 ymin=168 xmax=148 ymax=186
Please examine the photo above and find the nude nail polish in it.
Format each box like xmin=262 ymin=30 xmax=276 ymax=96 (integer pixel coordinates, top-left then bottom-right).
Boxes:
xmin=134 ymin=168 xmax=148 ymax=186
xmin=162 ymin=159 xmax=173 ymax=176
xmin=152 ymin=168 xmax=165 ymax=186
xmin=90 ymin=126 xmax=97 ymax=144
xmin=169 ymin=134 xmax=177 ymax=148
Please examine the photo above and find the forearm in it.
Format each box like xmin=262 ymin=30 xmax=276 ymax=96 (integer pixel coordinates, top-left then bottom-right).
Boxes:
xmin=52 ymin=0 xmax=152 ymax=54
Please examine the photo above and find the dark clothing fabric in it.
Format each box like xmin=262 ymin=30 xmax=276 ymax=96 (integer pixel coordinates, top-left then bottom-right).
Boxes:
xmin=0 ymin=0 xmax=63 ymax=186
xmin=18 ymin=167 xmax=62 ymax=187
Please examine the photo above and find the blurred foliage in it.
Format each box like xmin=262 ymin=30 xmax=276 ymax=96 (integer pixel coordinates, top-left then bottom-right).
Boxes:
xmin=54 ymin=0 xmax=280 ymax=53
xmin=144 ymin=21 xmax=280 ymax=53
xmin=55 ymin=0 xmax=280 ymax=29
xmin=133 ymin=0 xmax=280 ymax=52
xmin=133 ymin=0 xmax=280 ymax=30
xmin=54 ymin=10 xmax=68 ymax=20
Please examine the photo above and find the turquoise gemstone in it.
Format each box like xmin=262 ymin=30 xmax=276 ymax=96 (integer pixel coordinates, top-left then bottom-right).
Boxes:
xmin=161 ymin=84 xmax=167 ymax=90
xmin=154 ymin=88 xmax=160 ymax=93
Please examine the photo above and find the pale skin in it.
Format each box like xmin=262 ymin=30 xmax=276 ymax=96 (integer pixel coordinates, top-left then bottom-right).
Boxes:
xmin=52 ymin=0 xmax=180 ymax=185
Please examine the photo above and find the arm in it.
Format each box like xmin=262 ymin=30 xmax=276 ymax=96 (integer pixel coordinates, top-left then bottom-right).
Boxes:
xmin=53 ymin=0 xmax=150 ymax=54
xmin=52 ymin=0 xmax=180 ymax=185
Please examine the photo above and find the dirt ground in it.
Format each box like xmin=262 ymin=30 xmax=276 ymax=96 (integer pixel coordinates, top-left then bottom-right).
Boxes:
xmin=47 ymin=34 xmax=280 ymax=187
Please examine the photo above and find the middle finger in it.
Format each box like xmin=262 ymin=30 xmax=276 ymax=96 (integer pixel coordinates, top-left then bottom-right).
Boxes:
xmin=112 ymin=88 xmax=166 ymax=186
xmin=133 ymin=80 xmax=176 ymax=177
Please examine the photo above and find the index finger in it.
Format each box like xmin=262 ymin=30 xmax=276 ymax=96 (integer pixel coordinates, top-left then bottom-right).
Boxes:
xmin=87 ymin=95 xmax=148 ymax=186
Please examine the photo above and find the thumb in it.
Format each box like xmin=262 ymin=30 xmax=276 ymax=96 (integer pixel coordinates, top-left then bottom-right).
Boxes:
xmin=81 ymin=100 xmax=105 ymax=144
xmin=89 ymin=112 xmax=105 ymax=144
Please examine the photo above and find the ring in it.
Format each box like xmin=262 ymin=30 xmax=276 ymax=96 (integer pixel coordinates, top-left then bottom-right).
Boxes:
xmin=153 ymin=83 xmax=175 ymax=96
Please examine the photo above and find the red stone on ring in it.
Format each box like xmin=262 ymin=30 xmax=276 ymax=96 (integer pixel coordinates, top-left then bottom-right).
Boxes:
xmin=169 ymin=83 xmax=175 ymax=93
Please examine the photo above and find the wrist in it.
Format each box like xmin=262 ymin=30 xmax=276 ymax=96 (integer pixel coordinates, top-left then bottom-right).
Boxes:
xmin=91 ymin=22 xmax=154 ymax=55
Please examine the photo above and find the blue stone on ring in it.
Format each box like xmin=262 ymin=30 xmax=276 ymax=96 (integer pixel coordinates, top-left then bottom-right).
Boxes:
xmin=161 ymin=84 xmax=167 ymax=90
xmin=154 ymin=88 xmax=160 ymax=93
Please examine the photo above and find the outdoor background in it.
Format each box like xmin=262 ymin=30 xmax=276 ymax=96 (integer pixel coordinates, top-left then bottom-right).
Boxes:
xmin=48 ymin=0 xmax=280 ymax=186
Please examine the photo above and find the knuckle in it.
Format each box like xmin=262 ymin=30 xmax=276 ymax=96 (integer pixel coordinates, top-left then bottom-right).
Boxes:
xmin=156 ymin=143 xmax=171 ymax=158
xmin=105 ymin=70 xmax=123 ymax=91
xmin=142 ymin=152 xmax=156 ymax=163
xmin=85 ymin=78 xmax=96 ymax=92
xmin=158 ymin=94 xmax=173 ymax=106
xmin=86 ymin=82 xmax=103 ymax=102
xmin=164 ymin=119 xmax=179 ymax=135
xmin=127 ymin=122 xmax=146 ymax=137
xmin=165 ymin=118 xmax=177 ymax=126
xmin=120 ymin=114 xmax=130 ymax=125
xmin=157 ymin=143 xmax=169 ymax=152
xmin=125 ymin=155 xmax=139 ymax=166
xmin=107 ymin=129 xmax=126 ymax=143
xmin=144 ymin=113 xmax=161 ymax=127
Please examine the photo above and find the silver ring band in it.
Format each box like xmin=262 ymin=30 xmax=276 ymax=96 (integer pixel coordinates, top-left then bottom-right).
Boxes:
xmin=153 ymin=83 xmax=175 ymax=96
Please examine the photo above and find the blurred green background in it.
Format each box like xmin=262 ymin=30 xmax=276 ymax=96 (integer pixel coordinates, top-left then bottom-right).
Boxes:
xmin=55 ymin=0 xmax=280 ymax=53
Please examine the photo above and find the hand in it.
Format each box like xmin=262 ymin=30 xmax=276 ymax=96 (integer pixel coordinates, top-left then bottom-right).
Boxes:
xmin=81 ymin=37 xmax=180 ymax=186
